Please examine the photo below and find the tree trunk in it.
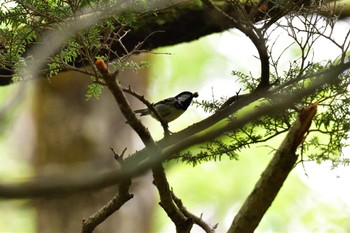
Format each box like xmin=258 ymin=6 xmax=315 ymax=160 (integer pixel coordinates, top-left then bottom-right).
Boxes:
xmin=31 ymin=55 xmax=155 ymax=233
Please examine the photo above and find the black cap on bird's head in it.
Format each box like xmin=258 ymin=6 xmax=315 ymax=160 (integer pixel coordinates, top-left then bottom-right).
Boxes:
xmin=175 ymin=91 xmax=199 ymax=110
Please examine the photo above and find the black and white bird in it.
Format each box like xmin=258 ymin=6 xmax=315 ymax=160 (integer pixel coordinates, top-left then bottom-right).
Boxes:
xmin=135 ymin=91 xmax=199 ymax=123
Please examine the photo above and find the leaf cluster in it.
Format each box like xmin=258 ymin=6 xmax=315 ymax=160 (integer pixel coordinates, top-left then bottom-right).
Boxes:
xmin=0 ymin=0 xmax=150 ymax=85
xmin=177 ymin=10 xmax=350 ymax=167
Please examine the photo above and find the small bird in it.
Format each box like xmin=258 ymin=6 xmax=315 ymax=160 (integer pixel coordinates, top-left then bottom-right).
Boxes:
xmin=135 ymin=91 xmax=199 ymax=123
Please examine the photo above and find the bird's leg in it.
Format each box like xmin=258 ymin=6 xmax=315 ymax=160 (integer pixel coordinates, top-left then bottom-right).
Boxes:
xmin=162 ymin=122 xmax=172 ymax=137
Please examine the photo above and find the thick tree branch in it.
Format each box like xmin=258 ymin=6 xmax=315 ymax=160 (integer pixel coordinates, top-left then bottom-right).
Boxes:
xmin=0 ymin=62 xmax=348 ymax=199
xmin=0 ymin=63 xmax=350 ymax=198
xmin=0 ymin=1 xmax=233 ymax=85
xmin=0 ymin=0 xmax=333 ymax=86
xmin=227 ymin=102 xmax=318 ymax=233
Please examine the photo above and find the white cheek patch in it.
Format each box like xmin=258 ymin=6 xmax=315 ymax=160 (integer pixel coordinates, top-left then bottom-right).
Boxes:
xmin=177 ymin=94 xmax=191 ymax=103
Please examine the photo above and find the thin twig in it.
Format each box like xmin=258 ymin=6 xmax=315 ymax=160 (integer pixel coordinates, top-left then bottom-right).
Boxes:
xmin=81 ymin=148 xmax=133 ymax=233
xmin=171 ymin=190 xmax=216 ymax=233
xmin=110 ymin=147 xmax=128 ymax=162
xmin=81 ymin=181 xmax=133 ymax=233
xmin=200 ymin=0 xmax=270 ymax=91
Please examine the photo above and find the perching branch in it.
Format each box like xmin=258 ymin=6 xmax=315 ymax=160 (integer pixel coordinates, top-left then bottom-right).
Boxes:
xmin=123 ymin=86 xmax=170 ymax=136
xmin=227 ymin=102 xmax=318 ymax=233
xmin=95 ymin=59 xmax=193 ymax=233
xmin=0 ymin=61 xmax=348 ymax=199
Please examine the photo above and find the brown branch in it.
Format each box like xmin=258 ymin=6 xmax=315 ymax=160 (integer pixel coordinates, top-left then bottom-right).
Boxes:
xmin=81 ymin=179 xmax=133 ymax=233
xmin=171 ymin=190 xmax=217 ymax=233
xmin=0 ymin=62 xmax=347 ymax=199
xmin=95 ymin=59 xmax=191 ymax=233
xmin=200 ymin=0 xmax=270 ymax=91
xmin=227 ymin=102 xmax=318 ymax=233
xmin=80 ymin=148 xmax=133 ymax=233
xmin=96 ymin=59 xmax=153 ymax=145
xmin=153 ymin=165 xmax=193 ymax=233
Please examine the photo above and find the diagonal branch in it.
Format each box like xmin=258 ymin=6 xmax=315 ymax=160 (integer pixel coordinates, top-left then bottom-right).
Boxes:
xmin=123 ymin=86 xmax=170 ymax=136
xmin=0 ymin=62 xmax=347 ymax=199
xmin=81 ymin=148 xmax=133 ymax=233
xmin=95 ymin=59 xmax=192 ymax=233
xmin=171 ymin=190 xmax=217 ymax=233
xmin=152 ymin=165 xmax=193 ymax=233
xmin=81 ymin=180 xmax=133 ymax=233
xmin=227 ymin=102 xmax=318 ymax=233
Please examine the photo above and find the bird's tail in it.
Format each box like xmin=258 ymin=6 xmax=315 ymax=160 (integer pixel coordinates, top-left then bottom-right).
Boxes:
xmin=134 ymin=108 xmax=150 ymax=116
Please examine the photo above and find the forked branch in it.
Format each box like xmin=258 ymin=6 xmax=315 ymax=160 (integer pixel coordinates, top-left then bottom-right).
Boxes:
xmin=95 ymin=59 xmax=194 ymax=233
xmin=81 ymin=148 xmax=133 ymax=233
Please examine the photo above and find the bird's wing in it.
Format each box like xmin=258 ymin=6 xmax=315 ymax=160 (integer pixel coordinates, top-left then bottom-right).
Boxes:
xmin=155 ymin=97 xmax=177 ymax=105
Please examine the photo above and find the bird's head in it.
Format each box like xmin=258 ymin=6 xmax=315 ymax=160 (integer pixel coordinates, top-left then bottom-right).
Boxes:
xmin=175 ymin=91 xmax=199 ymax=110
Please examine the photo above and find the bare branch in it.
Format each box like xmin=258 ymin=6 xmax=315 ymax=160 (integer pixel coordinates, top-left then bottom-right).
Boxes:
xmin=171 ymin=190 xmax=216 ymax=233
xmin=153 ymin=165 xmax=193 ymax=233
xmin=95 ymin=59 xmax=191 ymax=232
xmin=0 ymin=61 xmax=348 ymax=199
xmin=201 ymin=0 xmax=270 ymax=91
xmin=81 ymin=147 xmax=133 ymax=233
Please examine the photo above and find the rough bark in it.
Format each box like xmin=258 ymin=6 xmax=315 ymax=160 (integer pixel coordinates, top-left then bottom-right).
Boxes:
xmin=227 ymin=103 xmax=318 ymax=233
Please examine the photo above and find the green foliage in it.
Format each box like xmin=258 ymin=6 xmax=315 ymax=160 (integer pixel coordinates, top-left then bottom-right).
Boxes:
xmin=113 ymin=59 xmax=150 ymax=72
xmin=1 ymin=0 xmax=350 ymax=170
xmin=1 ymin=0 xmax=151 ymax=98
xmin=232 ymin=70 xmax=259 ymax=92
xmin=86 ymin=82 xmax=104 ymax=100
xmin=177 ymin=54 xmax=350 ymax=167
xmin=193 ymin=95 xmax=227 ymax=113
xmin=0 ymin=23 xmax=37 ymax=83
